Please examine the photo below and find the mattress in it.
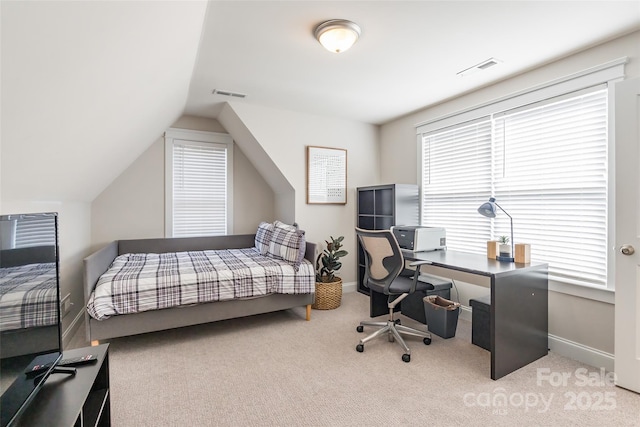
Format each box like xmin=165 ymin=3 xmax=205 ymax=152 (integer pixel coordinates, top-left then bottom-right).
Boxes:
xmin=86 ymin=247 xmax=315 ymax=320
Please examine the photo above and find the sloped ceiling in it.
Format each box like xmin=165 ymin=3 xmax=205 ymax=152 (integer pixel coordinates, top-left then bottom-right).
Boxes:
xmin=1 ymin=0 xmax=208 ymax=202
xmin=2 ymin=1 xmax=639 ymax=204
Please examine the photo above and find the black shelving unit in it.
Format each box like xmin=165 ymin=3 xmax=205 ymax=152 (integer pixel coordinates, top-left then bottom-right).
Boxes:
xmin=356 ymin=184 xmax=419 ymax=295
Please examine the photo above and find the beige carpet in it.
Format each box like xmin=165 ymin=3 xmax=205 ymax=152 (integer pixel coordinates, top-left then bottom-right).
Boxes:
xmin=77 ymin=292 xmax=639 ymax=426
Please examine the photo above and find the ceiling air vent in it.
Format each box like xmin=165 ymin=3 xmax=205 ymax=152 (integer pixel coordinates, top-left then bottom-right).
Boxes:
xmin=212 ymin=89 xmax=247 ymax=98
xmin=457 ymin=57 xmax=502 ymax=77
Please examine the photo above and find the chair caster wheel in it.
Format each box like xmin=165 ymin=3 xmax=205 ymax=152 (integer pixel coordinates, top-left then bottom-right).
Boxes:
xmin=395 ymin=319 xmax=401 ymax=325
xmin=402 ymin=354 xmax=410 ymax=363
xmin=423 ymin=337 xmax=432 ymax=345
xmin=356 ymin=344 xmax=364 ymax=353
xmin=356 ymin=325 xmax=364 ymax=333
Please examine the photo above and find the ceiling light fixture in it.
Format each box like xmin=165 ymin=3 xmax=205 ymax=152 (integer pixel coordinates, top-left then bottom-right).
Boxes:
xmin=457 ymin=57 xmax=502 ymax=77
xmin=314 ymin=19 xmax=361 ymax=53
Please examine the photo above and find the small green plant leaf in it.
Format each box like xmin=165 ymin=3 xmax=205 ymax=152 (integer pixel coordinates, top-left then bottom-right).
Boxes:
xmin=315 ymin=235 xmax=348 ymax=282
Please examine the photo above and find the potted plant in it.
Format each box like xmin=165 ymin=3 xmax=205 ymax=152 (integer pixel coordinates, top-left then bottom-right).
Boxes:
xmin=498 ymin=235 xmax=511 ymax=258
xmin=312 ymin=236 xmax=348 ymax=310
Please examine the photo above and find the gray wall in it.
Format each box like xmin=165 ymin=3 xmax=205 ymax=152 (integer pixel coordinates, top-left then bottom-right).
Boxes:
xmin=218 ymin=102 xmax=380 ymax=284
xmin=1 ymin=200 xmax=91 ymax=344
xmin=90 ymin=111 xmax=380 ymax=286
xmin=91 ymin=115 xmax=275 ymax=250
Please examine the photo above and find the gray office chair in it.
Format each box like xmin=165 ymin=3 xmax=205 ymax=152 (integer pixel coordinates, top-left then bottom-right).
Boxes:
xmin=355 ymin=228 xmax=434 ymax=362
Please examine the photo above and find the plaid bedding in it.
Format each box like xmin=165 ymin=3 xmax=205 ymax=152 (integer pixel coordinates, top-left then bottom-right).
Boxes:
xmin=87 ymin=247 xmax=315 ymax=321
xmin=0 ymin=263 xmax=58 ymax=331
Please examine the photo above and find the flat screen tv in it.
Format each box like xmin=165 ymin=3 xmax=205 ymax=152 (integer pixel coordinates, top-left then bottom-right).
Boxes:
xmin=0 ymin=212 xmax=63 ymax=427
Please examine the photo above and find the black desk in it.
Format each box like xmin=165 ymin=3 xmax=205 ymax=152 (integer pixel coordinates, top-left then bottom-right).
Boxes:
xmin=371 ymin=249 xmax=549 ymax=380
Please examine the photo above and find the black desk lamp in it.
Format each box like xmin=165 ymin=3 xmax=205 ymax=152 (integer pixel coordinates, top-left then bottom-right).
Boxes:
xmin=477 ymin=197 xmax=514 ymax=262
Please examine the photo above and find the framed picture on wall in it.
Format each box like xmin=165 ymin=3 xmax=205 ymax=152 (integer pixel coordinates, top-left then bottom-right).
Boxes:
xmin=306 ymin=146 xmax=347 ymax=204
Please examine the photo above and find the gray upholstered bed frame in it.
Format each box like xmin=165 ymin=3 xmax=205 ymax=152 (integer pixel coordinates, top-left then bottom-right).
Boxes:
xmin=83 ymin=234 xmax=316 ymax=343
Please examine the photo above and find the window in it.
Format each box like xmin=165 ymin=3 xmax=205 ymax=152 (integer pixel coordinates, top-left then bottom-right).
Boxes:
xmin=14 ymin=216 xmax=56 ymax=248
xmin=417 ymin=59 xmax=626 ymax=290
xmin=165 ymin=129 xmax=233 ymax=237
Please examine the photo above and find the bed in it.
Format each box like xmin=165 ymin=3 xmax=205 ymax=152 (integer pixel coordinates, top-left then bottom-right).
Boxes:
xmin=84 ymin=229 xmax=317 ymax=343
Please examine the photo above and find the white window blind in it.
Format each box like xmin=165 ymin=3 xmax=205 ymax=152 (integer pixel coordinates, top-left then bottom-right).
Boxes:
xmin=421 ymin=88 xmax=608 ymax=288
xmin=15 ymin=216 xmax=56 ymax=248
xmin=172 ymin=139 xmax=228 ymax=237
xmin=421 ymin=118 xmax=493 ymax=255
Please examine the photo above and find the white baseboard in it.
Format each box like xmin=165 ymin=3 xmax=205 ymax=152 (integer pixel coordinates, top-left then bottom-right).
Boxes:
xmin=548 ymin=334 xmax=614 ymax=372
xmin=458 ymin=305 xmax=472 ymax=322
xmin=62 ymin=308 xmax=85 ymax=348
xmin=342 ymin=281 xmax=358 ymax=294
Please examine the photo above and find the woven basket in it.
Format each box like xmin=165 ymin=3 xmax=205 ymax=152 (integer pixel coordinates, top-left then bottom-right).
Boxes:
xmin=312 ymin=278 xmax=343 ymax=310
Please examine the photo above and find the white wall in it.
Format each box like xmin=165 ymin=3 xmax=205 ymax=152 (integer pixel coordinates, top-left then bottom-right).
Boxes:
xmin=379 ymin=31 xmax=640 ymax=361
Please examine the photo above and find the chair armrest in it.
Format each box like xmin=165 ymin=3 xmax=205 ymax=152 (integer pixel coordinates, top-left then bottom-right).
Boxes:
xmin=407 ymin=260 xmax=432 ymax=293
xmin=408 ymin=260 xmax=432 ymax=268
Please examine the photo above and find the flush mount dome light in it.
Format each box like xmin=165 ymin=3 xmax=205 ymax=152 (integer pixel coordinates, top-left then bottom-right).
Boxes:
xmin=314 ymin=19 xmax=361 ymax=53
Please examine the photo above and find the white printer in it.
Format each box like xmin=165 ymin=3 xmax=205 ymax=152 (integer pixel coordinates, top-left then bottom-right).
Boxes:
xmin=391 ymin=226 xmax=446 ymax=252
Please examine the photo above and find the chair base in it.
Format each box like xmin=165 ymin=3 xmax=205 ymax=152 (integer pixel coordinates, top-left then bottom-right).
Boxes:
xmin=356 ymin=317 xmax=431 ymax=362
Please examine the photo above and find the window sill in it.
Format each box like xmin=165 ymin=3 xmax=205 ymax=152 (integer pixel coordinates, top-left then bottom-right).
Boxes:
xmin=549 ymin=279 xmax=614 ymax=304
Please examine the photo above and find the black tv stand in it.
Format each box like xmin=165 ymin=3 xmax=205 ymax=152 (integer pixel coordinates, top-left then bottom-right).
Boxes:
xmin=14 ymin=344 xmax=110 ymax=426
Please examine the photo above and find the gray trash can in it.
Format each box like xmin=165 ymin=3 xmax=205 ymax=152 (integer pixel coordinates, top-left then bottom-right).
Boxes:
xmin=424 ymin=295 xmax=461 ymax=339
